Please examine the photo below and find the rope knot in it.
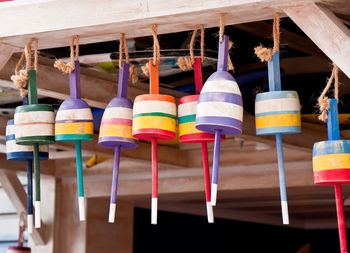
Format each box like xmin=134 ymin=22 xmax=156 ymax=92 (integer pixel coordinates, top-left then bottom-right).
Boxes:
xmin=11 ymin=70 xmax=29 ymax=98
xmin=54 ymin=35 xmax=79 ymax=74
xmin=317 ymin=97 xmax=330 ymax=122
xmin=254 ymin=45 xmax=273 ymax=62
xmin=177 ymin=57 xmax=194 ymax=71
xmin=54 ymin=60 xmax=75 ymax=74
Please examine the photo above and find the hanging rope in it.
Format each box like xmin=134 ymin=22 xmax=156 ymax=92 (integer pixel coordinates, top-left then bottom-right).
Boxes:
xmin=317 ymin=64 xmax=339 ymax=122
xmin=219 ymin=13 xmax=234 ymax=71
xmin=54 ymin=35 xmax=79 ymax=74
xmin=119 ymin=33 xmax=138 ymax=84
xmin=254 ymin=13 xmax=280 ymax=62
xmin=18 ymin=211 xmax=26 ymax=246
xmin=177 ymin=24 xmax=205 ymax=71
xmin=142 ymin=24 xmax=161 ymax=76
xmin=10 ymin=38 xmax=39 ymax=98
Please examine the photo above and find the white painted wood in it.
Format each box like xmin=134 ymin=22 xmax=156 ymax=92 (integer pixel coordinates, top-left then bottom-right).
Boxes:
xmin=0 ymin=43 xmax=15 ymax=71
xmin=0 ymin=0 xmax=345 ymax=50
xmin=284 ymin=3 xmax=350 ymax=78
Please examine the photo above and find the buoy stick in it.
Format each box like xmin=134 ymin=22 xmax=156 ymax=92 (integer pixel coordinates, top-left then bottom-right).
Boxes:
xmin=211 ymin=129 xmax=221 ymax=206
xmin=327 ymin=98 xmax=348 ymax=253
xmin=26 ymin=160 xmax=33 ymax=233
xmin=201 ymin=142 xmax=213 ymax=222
xmin=268 ymin=52 xmax=289 ymax=224
xmin=109 ymin=145 xmax=120 ymax=223
xmin=151 ymin=137 xmax=158 ymax=225
xmin=27 ymin=70 xmax=42 ymax=228
xmin=75 ymin=140 xmax=85 ymax=221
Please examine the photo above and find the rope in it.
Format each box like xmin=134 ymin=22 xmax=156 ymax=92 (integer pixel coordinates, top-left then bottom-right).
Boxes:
xmin=119 ymin=33 xmax=138 ymax=84
xmin=177 ymin=24 xmax=205 ymax=71
xmin=54 ymin=35 xmax=79 ymax=74
xmin=219 ymin=13 xmax=234 ymax=71
xmin=10 ymin=38 xmax=38 ymax=98
xmin=318 ymin=64 xmax=339 ymax=122
xmin=142 ymin=24 xmax=160 ymax=76
xmin=254 ymin=13 xmax=280 ymax=62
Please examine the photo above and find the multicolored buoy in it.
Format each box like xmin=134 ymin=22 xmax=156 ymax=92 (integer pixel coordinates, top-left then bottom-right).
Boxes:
xmin=55 ymin=60 xmax=93 ymax=221
xmin=196 ymin=35 xmax=243 ymax=206
xmin=313 ymin=99 xmax=349 ymax=253
xmin=99 ymin=62 xmax=138 ymax=222
xmin=255 ymin=52 xmax=301 ymax=224
xmin=133 ymin=60 xmax=176 ymax=224
xmin=14 ymin=70 xmax=55 ymax=228
xmin=6 ymin=118 xmax=48 ymax=233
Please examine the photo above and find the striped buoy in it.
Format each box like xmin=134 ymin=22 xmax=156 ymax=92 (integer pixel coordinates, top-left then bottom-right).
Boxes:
xmin=196 ymin=35 xmax=243 ymax=206
xmin=133 ymin=60 xmax=176 ymax=224
xmin=14 ymin=70 xmax=54 ymax=228
xmin=99 ymin=63 xmax=138 ymax=223
xmin=55 ymin=60 xmax=92 ymax=221
xmin=255 ymin=91 xmax=301 ymax=135
xmin=7 ymin=246 xmax=30 ymax=253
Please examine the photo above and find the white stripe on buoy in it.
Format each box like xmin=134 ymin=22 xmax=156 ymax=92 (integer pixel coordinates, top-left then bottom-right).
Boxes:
xmin=35 ymin=201 xmax=41 ymax=228
xmin=27 ymin=214 xmax=33 ymax=234
xmin=109 ymin=203 xmax=116 ymax=223
xmin=211 ymin=184 xmax=218 ymax=206
xmin=151 ymin=197 xmax=158 ymax=225
xmin=79 ymin=196 xmax=85 ymax=221
xmin=206 ymin=202 xmax=214 ymax=223
xmin=281 ymin=200 xmax=289 ymax=225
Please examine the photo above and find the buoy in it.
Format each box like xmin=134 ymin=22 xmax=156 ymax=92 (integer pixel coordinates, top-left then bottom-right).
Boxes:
xmin=99 ymin=61 xmax=138 ymax=223
xmin=313 ymin=99 xmax=349 ymax=253
xmin=196 ymin=35 xmax=243 ymax=206
xmin=55 ymin=59 xmax=93 ymax=221
xmin=6 ymin=118 xmax=48 ymax=233
xmin=14 ymin=70 xmax=55 ymax=228
xmin=133 ymin=60 xmax=176 ymax=224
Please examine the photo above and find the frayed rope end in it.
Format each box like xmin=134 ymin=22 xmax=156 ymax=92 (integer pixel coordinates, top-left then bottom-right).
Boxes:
xmin=10 ymin=70 xmax=29 ymax=98
xmin=254 ymin=45 xmax=273 ymax=62
xmin=129 ymin=64 xmax=139 ymax=84
xmin=141 ymin=62 xmax=150 ymax=77
xmin=317 ymin=96 xmax=330 ymax=122
xmin=177 ymin=57 xmax=194 ymax=71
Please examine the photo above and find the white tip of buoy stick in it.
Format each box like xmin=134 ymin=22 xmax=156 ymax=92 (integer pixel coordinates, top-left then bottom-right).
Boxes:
xmin=109 ymin=203 xmax=116 ymax=223
xmin=151 ymin=197 xmax=158 ymax=225
xmin=79 ymin=196 xmax=85 ymax=221
xmin=206 ymin=202 xmax=214 ymax=223
xmin=35 ymin=201 xmax=41 ymax=228
xmin=211 ymin=184 xmax=218 ymax=206
xmin=281 ymin=200 xmax=289 ymax=225
xmin=27 ymin=214 xmax=33 ymax=234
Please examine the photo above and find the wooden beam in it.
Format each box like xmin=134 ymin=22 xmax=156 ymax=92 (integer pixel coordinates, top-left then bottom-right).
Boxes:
xmin=0 ymin=43 xmax=15 ymax=71
xmin=284 ymin=3 xmax=350 ymax=77
xmin=0 ymin=170 xmax=45 ymax=245
xmin=0 ymin=0 xmax=346 ymax=50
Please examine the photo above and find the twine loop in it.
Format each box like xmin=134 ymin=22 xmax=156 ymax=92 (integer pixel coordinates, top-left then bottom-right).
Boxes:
xmin=254 ymin=13 xmax=280 ymax=62
xmin=318 ymin=64 xmax=339 ymax=122
xmin=219 ymin=13 xmax=234 ymax=71
xmin=54 ymin=35 xmax=79 ymax=74
xmin=119 ymin=33 xmax=138 ymax=83
xmin=177 ymin=24 xmax=205 ymax=71
xmin=10 ymin=38 xmax=38 ymax=98
xmin=142 ymin=24 xmax=160 ymax=76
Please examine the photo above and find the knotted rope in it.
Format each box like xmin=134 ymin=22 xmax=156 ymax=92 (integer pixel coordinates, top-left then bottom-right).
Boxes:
xmin=119 ymin=33 xmax=139 ymax=84
xmin=254 ymin=13 xmax=280 ymax=62
xmin=177 ymin=24 xmax=205 ymax=71
xmin=317 ymin=64 xmax=339 ymax=122
xmin=142 ymin=24 xmax=161 ymax=76
xmin=10 ymin=38 xmax=38 ymax=98
xmin=54 ymin=35 xmax=79 ymax=74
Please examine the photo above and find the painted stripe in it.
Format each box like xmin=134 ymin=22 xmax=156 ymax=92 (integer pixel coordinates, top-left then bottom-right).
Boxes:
xmin=99 ymin=125 xmax=134 ymax=138
xmin=55 ymin=119 xmax=93 ymax=124
xmin=133 ymin=100 xmax=176 ymax=115
xmin=313 ymin=140 xmax=350 ymax=156
xmin=106 ymin=97 xmax=133 ymax=109
xmin=134 ymin=94 xmax=175 ymax=103
xmin=179 ymin=133 xmax=216 ymax=143
xmin=6 ymin=140 xmax=34 ymax=152
xmin=178 ymin=114 xmax=196 ymax=124
xmin=55 ymin=122 xmax=93 ymax=135
xmin=196 ymin=116 xmax=242 ymax=134
xmin=102 ymin=107 xmax=133 ymax=120
xmin=197 ymin=101 xmax=243 ymax=120
xmin=15 ymin=111 xmax=55 ymax=124
xmin=256 ymin=126 xmax=301 ymax=135
xmin=314 ymin=169 xmax=350 ymax=184
xmin=179 ymin=121 xmax=203 ymax=136
xmin=6 ymin=134 xmax=15 ymax=141
xmin=55 ymin=134 xmax=93 ymax=141
xmin=198 ymin=92 xmax=242 ymax=106
xmin=178 ymin=101 xmax=197 ymax=117
xmin=6 ymin=123 xmax=15 ymax=136
xmin=255 ymin=90 xmax=298 ymax=102
xmin=133 ymin=128 xmax=175 ymax=140
xmin=15 ymin=104 xmax=54 ymax=113
xmin=7 ymin=151 xmax=48 ymax=161
xmin=16 ymin=136 xmax=55 ymax=145
xmin=58 ymin=99 xmax=90 ymax=110
xmin=133 ymin=116 xmax=176 ymax=132
xmin=201 ymin=79 xmax=241 ymax=94
xmin=255 ymin=98 xmax=300 ymax=114
xmin=178 ymin=95 xmax=199 ymax=105
xmin=101 ymin=118 xmax=132 ymax=126
xmin=56 ymin=108 xmax=92 ymax=121
xmin=256 ymin=114 xmax=301 ymax=129
xmin=313 ymin=153 xmax=350 ymax=171
xmin=15 ymin=124 xmax=54 ymax=138
xmin=255 ymin=110 xmax=300 ymax=117
xmin=134 ymin=112 xmax=176 ymax=120
xmin=98 ymin=136 xmax=137 ymax=146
